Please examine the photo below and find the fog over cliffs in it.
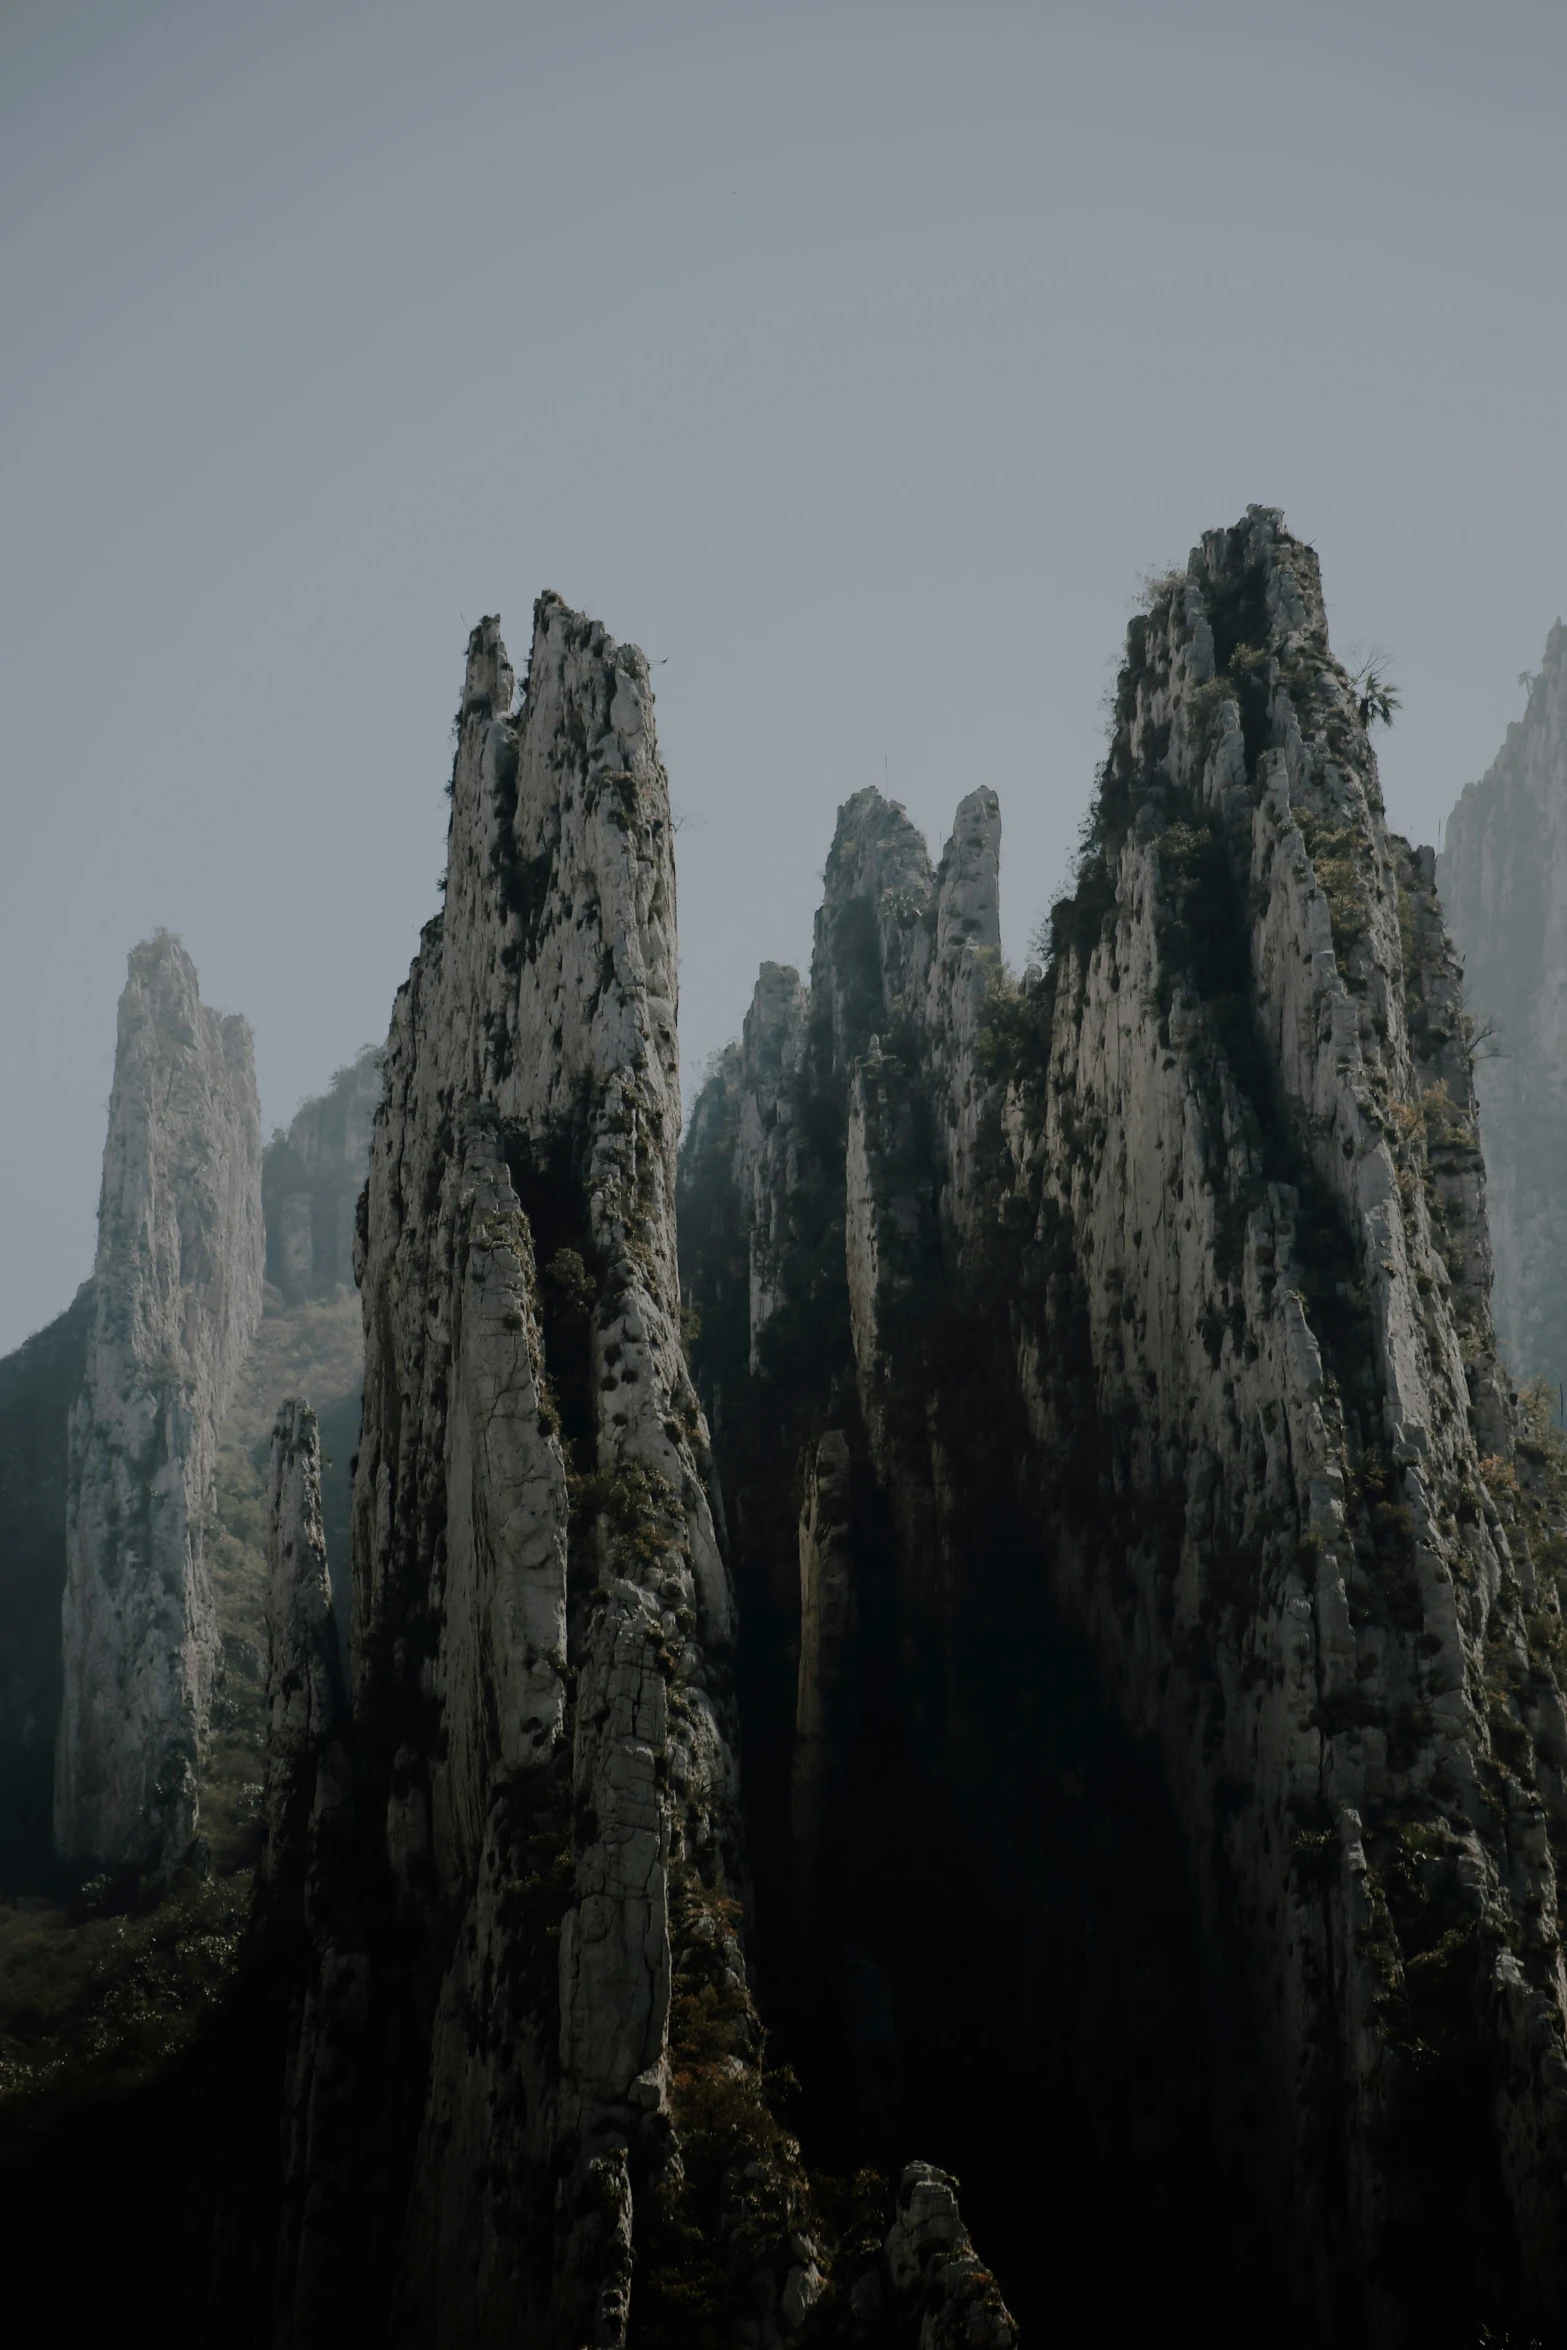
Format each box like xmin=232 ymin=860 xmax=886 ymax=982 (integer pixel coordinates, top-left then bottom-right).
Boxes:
xmin=55 ymin=935 xmax=264 ymax=1871
xmin=5 ymin=519 xmax=1567 ymax=2349
xmin=1440 ymin=621 xmax=1567 ymax=1399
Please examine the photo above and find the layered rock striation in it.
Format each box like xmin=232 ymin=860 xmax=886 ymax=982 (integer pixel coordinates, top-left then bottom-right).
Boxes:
xmin=55 ymin=935 xmax=264 ymax=1871
xmin=682 ymin=510 xmax=1567 ymax=2342
xmin=1439 ymin=620 xmax=1567 ymax=1394
xmin=0 ymin=1281 xmax=93 ymax=1886
xmin=264 ymin=603 xmax=820 ymax=2347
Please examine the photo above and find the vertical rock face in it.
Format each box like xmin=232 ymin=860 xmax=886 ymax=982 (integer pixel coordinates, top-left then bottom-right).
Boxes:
xmin=1011 ymin=509 xmax=1566 ymax=2335
xmin=681 ymin=511 xmax=1567 ymax=2342
xmin=0 ymin=1281 xmax=92 ymax=1885
xmin=55 ymin=935 xmax=264 ymax=1870
xmin=790 ymin=1428 xmax=855 ymax=1956
xmin=256 ymin=1399 xmax=348 ymax=1945
xmin=269 ymin=603 xmax=757 ymax=2346
xmin=254 ymin=603 xmax=1014 ymax=2347
xmin=681 ymin=778 xmax=1015 ymax=1828
xmin=261 ymin=1045 xmax=383 ymax=1303
xmin=1439 ymin=621 xmax=1567 ymax=1393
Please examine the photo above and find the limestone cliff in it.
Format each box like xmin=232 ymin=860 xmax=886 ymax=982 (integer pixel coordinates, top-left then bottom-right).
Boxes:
xmin=262 ymin=1044 xmax=382 ymax=1303
xmin=264 ymin=604 xmax=805 ymax=2347
xmin=1439 ymin=621 xmax=1567 ymax=1394
xmin=55 ymin=934 xmax=264 ymax=1871
xmin=681 ymin=509 xmax=1567 ymax=2343
xmin=1009 ymin=510 xmax=1567 ymax=2338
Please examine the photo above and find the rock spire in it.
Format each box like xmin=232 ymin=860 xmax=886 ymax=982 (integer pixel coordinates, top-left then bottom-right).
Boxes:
xmin=267 ymin=602 xmax=765 ymax=2345
xmin=680 ymin=509 xmax=1567 ymax=2342
xmin=55 ymin=933 xmax=263 ymax=1871
xmin=255 ymin=1399 xmax=347 ymax=1944
xmin=261 ymin=1044 xmax=382 ymax=1303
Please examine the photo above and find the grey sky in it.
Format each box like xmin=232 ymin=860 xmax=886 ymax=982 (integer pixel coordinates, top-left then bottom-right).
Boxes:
xmin=2 ymin=0 xmax=1564 ymax=1353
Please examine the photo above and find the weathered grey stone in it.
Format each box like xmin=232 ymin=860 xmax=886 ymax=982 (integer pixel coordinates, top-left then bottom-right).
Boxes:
xmin=255 ymin=1398 xmax=348 ymax=1944
xmin=1011 ymin=511 xmax=1566 ymax=2324
xmin=1439 ymin=620 xmax=1567 ymax=1393
xmin=681 ymin=509 xmax=1567 ymax=2339
xmin=55 ymin=933 xmax=263 ymax=1870
xmin=270 ymin=602 xmax=754 ymax=2345
xmin=882 ymin=2162 xmax=1018 ymax=2348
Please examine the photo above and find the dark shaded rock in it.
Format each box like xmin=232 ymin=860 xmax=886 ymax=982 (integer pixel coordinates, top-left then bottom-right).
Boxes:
xmin=1440 ymin=619 xmax=1567 ymax=1394
xmin=681 ymin=509 xmax=1567 ymax=2345
xmin=56 ymin=933 xmax=264 ymax=1871
xmin=0 ymin=1281 xmax=92 ymax=1888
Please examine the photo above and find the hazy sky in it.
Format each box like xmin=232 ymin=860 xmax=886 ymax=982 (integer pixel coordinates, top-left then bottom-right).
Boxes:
xmin=2 ymin=0 xmax=1564 ymax=1353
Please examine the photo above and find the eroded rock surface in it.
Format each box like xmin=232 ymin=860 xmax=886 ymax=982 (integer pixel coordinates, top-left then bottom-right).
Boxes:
xmin=264 ymin=603 xmax=777 ymax=2346
xmin=55 ymin=935 xmax=263 ymax=1870
xmin=681 ymin=510 xmax=1567 ymax=2342
xmin=1440 ymin=620 xmax=1567 ymax=1393
xmin=1012 ymin=509 xmax=1567 ymax=2336
xmin=0 ymin=1281 xmax=92 ymax=1884
xmin=255 ymin=1399 xmax=347 ymax=1947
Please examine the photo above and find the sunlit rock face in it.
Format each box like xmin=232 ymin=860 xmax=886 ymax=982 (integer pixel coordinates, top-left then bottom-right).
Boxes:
xmin=261 ymin=1044 xmax=382 ymax=1303
xmin=268 ymin=603 xmax=755 ymax=2347
xmin=1016 ymin=510 xmax=1567 ymax=2338
xmin=54 ymin=934 xmax=263 ymax=1871
xmin=1440 ymin=620 xmax=1567 ymax=1395
xmin=681 ymin=511 xmax=1567 ymax=2344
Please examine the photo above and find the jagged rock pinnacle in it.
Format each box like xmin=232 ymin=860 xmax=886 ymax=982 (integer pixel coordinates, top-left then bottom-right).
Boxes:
xmin=55 ymin=933 xmax=263 ymax=1871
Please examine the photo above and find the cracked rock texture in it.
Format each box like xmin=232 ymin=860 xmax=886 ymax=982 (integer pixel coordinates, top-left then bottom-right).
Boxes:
xmin=880 ymin=2164 xmax=1017 ymax=2348
xmin=255 ymin=1399 xmax=348 ymax=1949
xmin=1012 ymin=511 xmax=1567 ymax=2338
xmin=55 ymin=934 xmax=263 ymax=1870
xmin=262 ymin=1044 xmax=382 ymax=1303
xmin=1440 ymin=620 xmax=1567 ymax=1395
xmin=264 ymin=602 xmax=769 ymax=2347
xmin=682 ymin=511 xmax=1567 ymax=2343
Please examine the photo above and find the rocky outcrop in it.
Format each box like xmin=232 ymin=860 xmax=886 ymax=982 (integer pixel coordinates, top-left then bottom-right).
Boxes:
xmin=790 ymin=1429 xmax=855 ymax=1959
xmin=1439 ymin=621 xmax=1567 ymax=1394
xmin=262 ymin=602 xmax=782 ymax=2347
xmin=878 ymin=2163 xmax=1018 ymax=2348
xmin=0 ymin=1281 xmax=92 ymax=1886
xmin=262 ymin=1045 xmax=382 ymax=1303
xmin=681 ymin=510 xmax=1567 ymax=2343
xmin=255 ymin=1399 xmax=348 ymax=1946
xmin=55 ymin=935 xmax=264 ymax=1871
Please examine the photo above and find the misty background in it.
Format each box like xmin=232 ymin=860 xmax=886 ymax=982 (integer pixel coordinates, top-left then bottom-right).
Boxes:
xmin=2 ymin=0 xmax=1564 ymax=1355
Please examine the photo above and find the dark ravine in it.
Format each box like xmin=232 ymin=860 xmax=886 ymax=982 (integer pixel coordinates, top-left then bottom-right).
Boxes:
xmin=681 ymin=509 xmax=1567 ymax=2345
